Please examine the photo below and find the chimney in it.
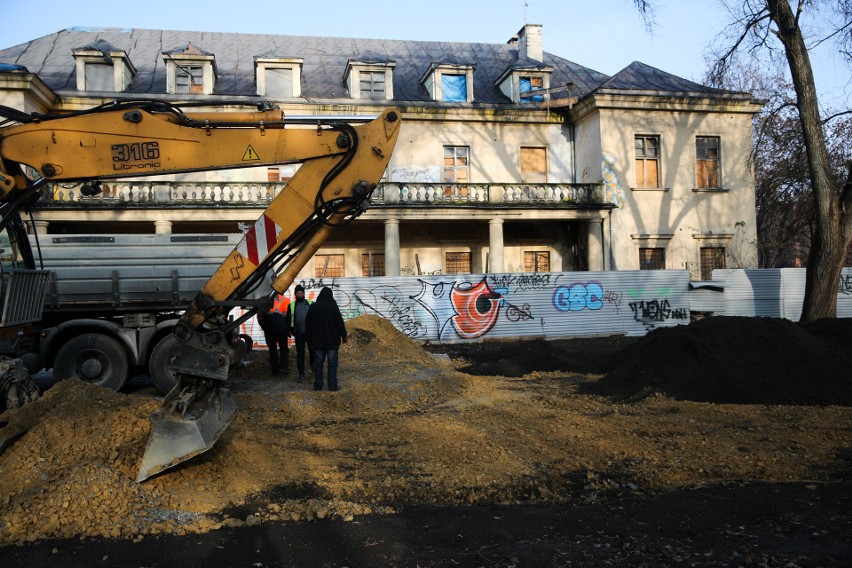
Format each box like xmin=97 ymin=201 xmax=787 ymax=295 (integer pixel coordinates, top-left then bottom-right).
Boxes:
xmin=517 ymin=24 xmax=543 ymax=62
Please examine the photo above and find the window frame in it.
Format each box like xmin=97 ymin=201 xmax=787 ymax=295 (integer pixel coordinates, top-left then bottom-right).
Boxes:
xmin=423 ymin=64 xmax=475 ymax=103
xmin=634 ymin=135 xmax=662 ymax=190
xmin=695 ymin=135 xmax=722 ymax=190
xmin=73 ymin=50 xmax=135 ymax=93
xmin=445 ymin=251 xmax=472 ymax=274
xmin=523 ymin=250 xmax=550 ymax=273
xmin=343 ymin=61 xmax=395 ymax=100
xmin=255 ymin=58 xmax=304 ymax=98
xmin=520 ymin=146 xmax=547 ymax=183
xmin=361 ymin=253 xmax=386 ymax=277
xmin=314 ymin=254 xmax=345 ymax=278
xmin=163 ymin=52 xmax=216 ymax=95
xmin=442 ymin=146 xmax=470 ymax=184
xmin=519 ymin=76 xmax=545 ymax=103
xmin=639 ymin=247 xmax=666 ymax=270
xmin=700 ymin=246 xmax=726 ymax=280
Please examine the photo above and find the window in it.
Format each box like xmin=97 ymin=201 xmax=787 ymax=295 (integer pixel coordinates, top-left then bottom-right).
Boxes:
xmin=265 ymin=68 xmax=294 ymax=98
xmin=445 ymin=252 xmax=471 ymax=274
xmin=359 ymin=71 xmax=386 ymax=99
xmin=696 ymin=136 xmax=721 ymax=189
xmin=524 ymin=251 xmax=550 ymax=272
xmin=519 ymin=76 xmax=544 ymax=103
xmin=700 ymin=247 xmax=726 ymax=280
xmin=163 ymin=44 xmax=216 ymax=95
xmin=315 ymin=254 xmax=345 ymax=278
xmin=84 ymin=63 xmax=113 ymax=91
xmin=442 ymin=146 xmax=470 ymax=183
xmin=635 ymin=135 xmax=660 ymax=188
xmin=362 ymin=253 xmax=385 ymax=277
xmin=73 ymin=43 xmax=135 ymax=93
xmin=441 ymin=74 xmax=467 ymax=102
xmin=521 ymin=147 xmax=547 ymax=183
xmin=639 ymin=248 xmax=666 ymax=270
xmin=176 ymin=65 xmax=204 ymax=94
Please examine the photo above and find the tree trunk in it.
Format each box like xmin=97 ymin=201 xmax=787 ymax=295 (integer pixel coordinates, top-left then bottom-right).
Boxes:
xmin=767 ymin=0 xmax=852 ymax=321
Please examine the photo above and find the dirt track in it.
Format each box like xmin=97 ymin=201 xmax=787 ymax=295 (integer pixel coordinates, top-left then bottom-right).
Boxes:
xmin=0 ymin=315 xmax=851 ymax=565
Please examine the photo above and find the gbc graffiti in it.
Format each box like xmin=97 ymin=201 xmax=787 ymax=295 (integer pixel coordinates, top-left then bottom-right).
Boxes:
xmin=628 ymin=299 xmax=688 ymax=322
xmin=552 ymin=282 xmax=604 ymax=312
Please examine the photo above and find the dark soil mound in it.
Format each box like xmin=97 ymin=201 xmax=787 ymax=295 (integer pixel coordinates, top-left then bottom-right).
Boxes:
xmin=580 ymin=316 xmax=852 ymax=406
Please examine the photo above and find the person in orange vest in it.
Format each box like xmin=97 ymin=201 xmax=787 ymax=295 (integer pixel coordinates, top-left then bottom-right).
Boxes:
xmin=257 ymin=293 xmax=290 ymax=377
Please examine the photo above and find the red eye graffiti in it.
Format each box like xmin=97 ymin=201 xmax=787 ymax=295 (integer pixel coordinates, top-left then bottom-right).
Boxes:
xmin=451 ymin=279 xmax=503 ymax=339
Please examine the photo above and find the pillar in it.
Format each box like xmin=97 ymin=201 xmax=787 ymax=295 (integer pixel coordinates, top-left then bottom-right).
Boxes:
xmin=26 ymin=220 xmax=50 ymax=235
xmin=384 ymin=218 xmax=400 ymax=276
xmin=587 ymin=219 xmax=605 ymax=271
xmin=154 ymin=220 xmax=173 ymax=235
xmin=488 ymin=218 xmax=505 ymax=273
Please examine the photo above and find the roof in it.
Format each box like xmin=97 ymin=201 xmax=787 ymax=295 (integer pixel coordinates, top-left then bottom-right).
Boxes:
xmin=0 ymin=27 xmax=734 ymax=104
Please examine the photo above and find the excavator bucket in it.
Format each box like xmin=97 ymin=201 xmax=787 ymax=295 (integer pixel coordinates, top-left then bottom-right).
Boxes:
xmin=136 ymin=379 xmax=235 ymax=483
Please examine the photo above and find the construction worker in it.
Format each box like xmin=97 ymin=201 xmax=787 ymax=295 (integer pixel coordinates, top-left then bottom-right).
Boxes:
xmin=287 ymin=284 xmax=313 ymax=382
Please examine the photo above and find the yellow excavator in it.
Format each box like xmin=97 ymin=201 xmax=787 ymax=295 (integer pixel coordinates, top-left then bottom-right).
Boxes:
xmin=0 ymin=100 xmax=400 ymax=481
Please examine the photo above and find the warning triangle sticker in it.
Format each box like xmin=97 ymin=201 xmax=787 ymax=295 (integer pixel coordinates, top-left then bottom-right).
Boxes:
xmin=242 ymin=145 xmax=260 ymax=161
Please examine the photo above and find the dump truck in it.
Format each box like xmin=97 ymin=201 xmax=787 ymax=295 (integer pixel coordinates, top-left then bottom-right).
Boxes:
xmin=0 ymin=99 xmax=401 ymax=480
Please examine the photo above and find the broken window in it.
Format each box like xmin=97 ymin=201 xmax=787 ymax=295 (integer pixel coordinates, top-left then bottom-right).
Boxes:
xmin=696 ymin=136 xmax=721 ymax=189
xmin=635 ymin=135 xmax=661 ymax=188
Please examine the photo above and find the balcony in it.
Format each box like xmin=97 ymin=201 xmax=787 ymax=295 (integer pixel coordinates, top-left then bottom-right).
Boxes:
xmin=39 ymin=181 xmax=610 ymax=209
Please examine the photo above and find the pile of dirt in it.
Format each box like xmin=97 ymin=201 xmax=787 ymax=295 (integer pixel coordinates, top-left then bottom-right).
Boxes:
xmin=580 ymin=317 xmax=852 ymax=405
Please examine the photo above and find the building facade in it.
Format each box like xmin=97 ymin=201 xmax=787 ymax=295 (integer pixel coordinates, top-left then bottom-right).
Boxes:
xmin=0 ymin=24 xmax=761 ymax=281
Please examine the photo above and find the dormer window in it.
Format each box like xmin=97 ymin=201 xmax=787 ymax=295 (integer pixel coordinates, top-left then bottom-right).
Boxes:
xmin=422 ymin=63 xmax=475 ymax=103
xmin=72 ymin=41 xmax=135 ymax=92
xmin=255 ymin=54 xmax=303 ymax=98
xmin=163 ymin=43 xmax=216 ymax=95
xmin=496 ymin=67 xmax=552 ymax=104
xmin=343 ymin=58 xmax=395 ymax=100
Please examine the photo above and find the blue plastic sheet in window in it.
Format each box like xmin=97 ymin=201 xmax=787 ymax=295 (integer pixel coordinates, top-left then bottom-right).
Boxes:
xmin=441 ymin=74 xmax=467 ymax=102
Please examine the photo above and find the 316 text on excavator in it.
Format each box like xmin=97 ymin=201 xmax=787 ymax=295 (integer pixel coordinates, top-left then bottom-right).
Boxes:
xmin=111 ymin=141 xmax=161 ymax=171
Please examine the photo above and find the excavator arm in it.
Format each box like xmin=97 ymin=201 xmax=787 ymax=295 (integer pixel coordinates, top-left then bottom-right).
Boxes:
xmin=0 ymin=100 xmax=401 ymax=481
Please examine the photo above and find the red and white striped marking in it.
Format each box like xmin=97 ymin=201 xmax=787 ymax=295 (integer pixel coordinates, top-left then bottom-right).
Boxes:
xmin=237 ymin=214 xmax=281 ymax=265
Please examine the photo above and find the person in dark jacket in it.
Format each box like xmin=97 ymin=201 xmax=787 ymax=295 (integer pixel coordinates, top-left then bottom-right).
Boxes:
xmin=304 ymin=286 xmax=347 ymax=391
xmin=286 ymin=284 xmax=314 ymax=383
xmin=257 ymin=302 xmax=290 ymax=376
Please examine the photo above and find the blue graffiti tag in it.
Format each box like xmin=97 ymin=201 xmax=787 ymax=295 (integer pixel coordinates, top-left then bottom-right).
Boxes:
xmin=552 ymin=282 xmax=605 ymax=312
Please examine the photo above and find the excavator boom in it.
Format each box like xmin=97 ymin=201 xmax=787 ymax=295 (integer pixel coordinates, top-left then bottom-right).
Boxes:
xmin=0 ymin=101 xmax=401 ymax=481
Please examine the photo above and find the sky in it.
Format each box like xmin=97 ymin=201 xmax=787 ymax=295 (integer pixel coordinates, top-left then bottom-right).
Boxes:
xmin=1 ymin=0 xmax=849 ymax=109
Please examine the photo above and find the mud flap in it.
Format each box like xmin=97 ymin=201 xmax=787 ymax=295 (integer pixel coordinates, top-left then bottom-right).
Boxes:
xmin=136 ymin=378 xmax=235 ymax=482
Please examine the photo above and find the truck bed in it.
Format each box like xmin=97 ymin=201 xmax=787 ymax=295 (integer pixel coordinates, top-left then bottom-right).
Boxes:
xmin=30 ymin=234 xmax=242 ymax=314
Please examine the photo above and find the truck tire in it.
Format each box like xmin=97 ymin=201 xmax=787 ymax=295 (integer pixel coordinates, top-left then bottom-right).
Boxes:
xmin=148 ymin=334 xmax=179 ymax=395
xmin=53 ymin=333 xmax=128 ymax=391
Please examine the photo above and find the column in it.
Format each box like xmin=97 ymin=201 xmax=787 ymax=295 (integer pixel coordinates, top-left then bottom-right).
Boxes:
xmin=587 ymin=219 xmax=605 ymax=271
xmin=384 ymin=218 xmax=400 ymax=276
xmin=154 ymin=220 xmax=173 ymax=235
xmin=26 ymin=220 xmax=50 ymax=234
xmin=488 ymin=218 xmax=505 ymax=273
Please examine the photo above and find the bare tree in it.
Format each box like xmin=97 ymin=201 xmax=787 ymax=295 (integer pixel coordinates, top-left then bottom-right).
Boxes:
xmin=633 ymin=0 xmax=852 ymax=320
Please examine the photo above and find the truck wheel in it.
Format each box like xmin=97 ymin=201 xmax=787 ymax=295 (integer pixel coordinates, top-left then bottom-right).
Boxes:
xmin=149 ymin=335 xmax=179 ymax=395
xmin=53 ymin=333 xmax=128 ymax=391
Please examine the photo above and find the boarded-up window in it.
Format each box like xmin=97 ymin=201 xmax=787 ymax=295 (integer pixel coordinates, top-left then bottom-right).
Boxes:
xmin=639 ymin=248 xmax=665 ymax=270
xmin=267 ymin=168 xmax=280 ymax=182
xmin=519 ymin=76 xmax=544 ymax=103
xmin=696 ymin=136 xmax=721 ymax=189
xmin=361 ymin=253 xmax=385 ymax=276
xmin=85 ymin=62 xmax=113 ymax=91
xmin=176 ymin=66 xmax=204 ymax=94
xmin=442 ymin=146 xmax=469 ymax=183
xmin=635 ymin=135 xmax=660 ymax=188
xmin=314 ymin=254 xmax=345 ymax=278
xmin=700 ymin=247 xmax=726 ymax=280
xmin=265 ymin=67 xmax=294 ymax=98
xmin=359 ymin=71 xmax=386 ymax=99
xmin=521 ymin=147 xmax=547 ymax=183
xmin=445 ymin=252 xmax=471 ymax=274
xmin=524 ymin=251 xmax=550 ymax=272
